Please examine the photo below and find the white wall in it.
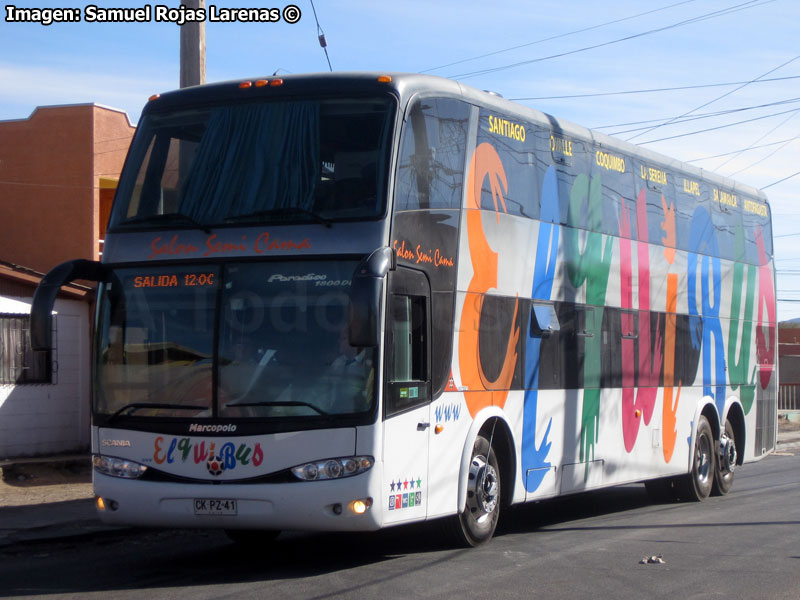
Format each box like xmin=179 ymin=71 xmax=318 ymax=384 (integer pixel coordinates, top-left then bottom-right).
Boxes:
xmin=0 ymin=296 xmax=91 ymax=459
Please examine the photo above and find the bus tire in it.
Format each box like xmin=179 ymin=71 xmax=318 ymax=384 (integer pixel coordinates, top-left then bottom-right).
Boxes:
xmin=225 ymin=528 xmax=280 ymax=546
xmin=712 ymin=419 xmax=737 ymax=496
xmin=447 ymin=433 xmax=501 ymax=547
xmin=680 ymin=415 xmax=714 ymax=501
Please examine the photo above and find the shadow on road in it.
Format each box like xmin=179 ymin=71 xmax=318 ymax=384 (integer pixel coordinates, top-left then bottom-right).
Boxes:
xmin=2 ymin=471 xmax=798 ymax=597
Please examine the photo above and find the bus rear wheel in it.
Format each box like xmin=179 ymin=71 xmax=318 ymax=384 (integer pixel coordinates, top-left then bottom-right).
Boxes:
xmin=448 ymin=433 xmax=501 ymax=547
xmin=712 ymin=419 xmax=737 ymax=496
xmin=679 ymin=415 xmax=714 ymax=501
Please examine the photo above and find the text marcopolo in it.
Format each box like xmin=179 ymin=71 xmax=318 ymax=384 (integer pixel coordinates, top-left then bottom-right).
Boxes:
xmin=4 ymin=4 xmax=302 ymax=26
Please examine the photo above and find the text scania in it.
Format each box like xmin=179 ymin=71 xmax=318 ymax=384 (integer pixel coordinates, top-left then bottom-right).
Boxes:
xmin=488 ymin=115 xmax=526 ymax=142
xmin=154 ymin=436 xmax=263 ymax=468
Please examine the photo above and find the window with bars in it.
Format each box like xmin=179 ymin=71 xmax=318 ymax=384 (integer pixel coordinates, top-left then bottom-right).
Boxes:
xmin=0 ymin=314 xmax=53 ymax=385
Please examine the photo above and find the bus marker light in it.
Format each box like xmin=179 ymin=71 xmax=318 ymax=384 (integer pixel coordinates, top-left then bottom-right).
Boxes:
xmin=269 ymin=79 xmax=284 ymax=87
xmin=435 ymin=425 xmax=444 ymax=434
xmin=377 ymin=75 xmax=392 ymax=83
xmin=350 ymin=498 xmax=372 ymax=514
xmin=96 ymin=497 xmax=119 ymax=511
xmin=239 ymin=81 xmax=252 ymax=88
xmin=255 ymin=79 xmax=268 ymax=87
xmin=148 ymin=94 xmax=160 ymax=102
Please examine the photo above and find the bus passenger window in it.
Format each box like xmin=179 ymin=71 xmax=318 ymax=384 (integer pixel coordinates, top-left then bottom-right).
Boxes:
xmin=394 ymin=99 xmax=469 ymax=211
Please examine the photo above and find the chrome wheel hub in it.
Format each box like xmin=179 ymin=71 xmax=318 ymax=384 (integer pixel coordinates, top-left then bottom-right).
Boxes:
xmin=718 ymin=432 xmax=737 ymax=475
xmin=467 ymin=455 xmax=498 ymax=520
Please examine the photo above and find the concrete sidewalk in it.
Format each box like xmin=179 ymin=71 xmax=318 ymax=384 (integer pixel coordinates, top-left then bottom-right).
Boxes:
xmin=0 ymin=455 xmax=119 ymax=548
xmin=2 ymin=428 xmax=800 ymax=549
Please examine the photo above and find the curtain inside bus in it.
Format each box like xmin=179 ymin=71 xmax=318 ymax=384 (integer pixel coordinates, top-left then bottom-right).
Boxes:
xmin=178 ymin=102 xmax=320 ymax=223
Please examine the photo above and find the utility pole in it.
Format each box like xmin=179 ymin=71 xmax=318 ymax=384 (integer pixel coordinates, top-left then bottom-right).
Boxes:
xmin=180 ymin=0 xmax=206 ymax=88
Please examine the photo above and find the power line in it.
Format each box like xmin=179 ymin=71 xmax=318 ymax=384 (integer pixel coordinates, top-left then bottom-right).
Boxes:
xmin=599 ymin=97 xmax=800 ymax=133
xmin=717 ymin=111 xmax=800 ymax=173
xmin=626 ymin=51 xmax=800 ymax=142
xmin=309 ymin=0 xmax=332 ymax=72
xmin=509 ymin=75 xmax=800 ymax=101
xmin=635 ymin=106 xmax=800 ymax=145
xmin=763 ymin=170 xmax=800 ymax=190
xmin=448 ymin=1 xmax=775 ymax=80
xmin=726 ymin=130 xmax=800 ymax=177
xmin=421 ymin=0 xmax=700 ymax=74
xmin=686 ymin=137 xmax=800 ymax=162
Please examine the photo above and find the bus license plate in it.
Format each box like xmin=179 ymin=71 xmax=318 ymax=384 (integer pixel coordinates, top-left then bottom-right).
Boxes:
xmin=194 ymin=498 xmax=237 ymax=516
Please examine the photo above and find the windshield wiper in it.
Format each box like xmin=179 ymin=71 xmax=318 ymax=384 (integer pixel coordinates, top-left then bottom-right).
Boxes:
xmin=120 ymin=213 xmax=211 ymax=233
xmin=225 ymin=400 xmax=330 ymax=416
xmin=224 ymin=207 xmax=332 ymax=228
xmin=108 ymin=402 xmax=208 ymax=422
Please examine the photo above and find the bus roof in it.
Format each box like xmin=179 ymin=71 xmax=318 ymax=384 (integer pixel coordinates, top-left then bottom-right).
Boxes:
xmin=145 ymin=71 xmax=768 ymax=205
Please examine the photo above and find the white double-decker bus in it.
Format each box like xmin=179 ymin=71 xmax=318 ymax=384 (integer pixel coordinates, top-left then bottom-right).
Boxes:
xmin=32 ymin=73 xmax=777 ymax=546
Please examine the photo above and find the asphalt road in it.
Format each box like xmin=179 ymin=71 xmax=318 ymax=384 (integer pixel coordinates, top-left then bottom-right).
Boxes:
xmin=1 ymin=452 xmax=799 ymax=600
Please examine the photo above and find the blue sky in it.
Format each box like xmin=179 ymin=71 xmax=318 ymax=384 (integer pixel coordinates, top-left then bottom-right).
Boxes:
xmin=3 ymin=0 xmax=800 ymax=318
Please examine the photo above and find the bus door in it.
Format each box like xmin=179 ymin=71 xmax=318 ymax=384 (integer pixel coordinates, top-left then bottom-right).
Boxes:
xmin=382 ymin=266 xmax=432 ymax=524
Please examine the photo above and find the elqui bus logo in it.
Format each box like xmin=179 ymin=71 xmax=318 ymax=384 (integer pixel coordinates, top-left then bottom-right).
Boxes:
xmin=188 ymin=423 xmax=237 ymax=433
xmin=206 ymin=455 xmax=226 ymax=476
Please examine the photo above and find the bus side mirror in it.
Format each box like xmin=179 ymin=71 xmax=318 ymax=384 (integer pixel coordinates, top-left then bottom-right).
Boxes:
xmin=348 ymin=247 xmax=394 ymax=347
xmin=31 ymin=259 xmax=105 ymax=351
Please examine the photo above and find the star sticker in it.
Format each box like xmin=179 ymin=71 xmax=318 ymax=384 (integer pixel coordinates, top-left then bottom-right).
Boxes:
xmin=390 ymin=481 xmax=395 ymax=492
xmin=410 ymin=479 xmax=415 ymax=489
xmin=417 ymin=477 xmax=422 ymax=488
xmin=403 ymin=479 xmax=409 ymax=490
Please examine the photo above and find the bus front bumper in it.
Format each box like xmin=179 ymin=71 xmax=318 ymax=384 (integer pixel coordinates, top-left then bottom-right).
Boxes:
xmin=93 ymin=470 xmax=383 ymax=532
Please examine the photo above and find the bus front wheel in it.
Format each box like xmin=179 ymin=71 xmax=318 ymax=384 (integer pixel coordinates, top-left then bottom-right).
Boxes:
xmin=449 ymin=433 xmax=501 ymax=547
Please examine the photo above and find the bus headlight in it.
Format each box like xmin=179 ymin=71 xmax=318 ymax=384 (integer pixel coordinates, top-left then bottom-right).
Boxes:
xmin=92 ymin=455 xmax=148 ymax=479
xmin=291 ymin=456 xmax=374 ymax=481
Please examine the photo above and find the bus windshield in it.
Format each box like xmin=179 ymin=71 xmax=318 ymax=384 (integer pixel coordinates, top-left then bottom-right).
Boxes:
xmin=110 ymin=97 xmax=395 ymax=229
xmin=94 ymin=260 xmax=375 ymax=421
